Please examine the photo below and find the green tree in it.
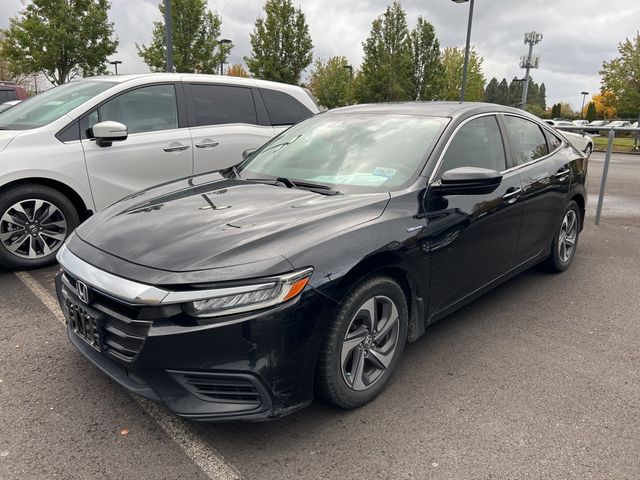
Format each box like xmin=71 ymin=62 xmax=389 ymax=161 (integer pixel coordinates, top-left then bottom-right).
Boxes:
xmin=308 ymin=56 xmax=352 ymax=109
xmin=437 ymin=47 xmax=484 ymax=101
xmin=508 ymin=77 xmax=522 ymax=107
xmin=585 ymin=101 xmax=597 ymax=122
xmin=496 ymin=78 xmax=509 ymax=105
xmin=484 ymin=77 xmax=499 ymax=103
xmin=410 ymin=16 xmax=442 ymax=101
xmin=600 ymin=32 xmax=640 ymax=114
xmin=138 ymin=0 xmax=230 ymax=74
xmin=356 ymin=1 xmax=413 ymax=103
xmin=1 ymin=0 xmax=117 ymax=85
xmin=245 ymin=0 xmax=313 ymax=84
xmin=538 ymin=83 xmax=547 ymax=110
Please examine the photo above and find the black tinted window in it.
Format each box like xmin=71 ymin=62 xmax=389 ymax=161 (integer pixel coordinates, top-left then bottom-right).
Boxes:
xmin=260 ymin=88 xmax=313 ymax=126
xmin=440 ymin=116 xmax=506 ymax=174
xmin=99 ymin=84 xmax=178 ymax=134
xmin=0 ymin=89 xmax=17 ymax=102
xmin=190 ymin=84 xmax=257 ymax=126
xmin=504 ymin=116 xmax=549 ymax=165
xmin=546 ymin=130 xmax=562 ymax=151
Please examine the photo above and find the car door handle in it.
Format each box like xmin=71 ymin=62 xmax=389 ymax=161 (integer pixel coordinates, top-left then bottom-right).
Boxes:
xmin=163 ymin=143 xmax=190 ymax=153
xmin=502 ymin=187 xmax=522 ymax=204
xmin=555 ymin=167 xmax=570 ymax=180
xmin=195 ymin=141 xmax=219 ymax=149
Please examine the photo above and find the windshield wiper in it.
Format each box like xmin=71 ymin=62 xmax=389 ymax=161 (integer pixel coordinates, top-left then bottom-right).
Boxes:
xmin=244 ymin=177 xmax=340 ymax=196
xmin=259 ymin=135 xmax=302 ymax=154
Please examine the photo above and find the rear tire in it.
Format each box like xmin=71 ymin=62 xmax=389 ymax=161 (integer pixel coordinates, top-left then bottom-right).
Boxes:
xmin=0 ymin=184 xmax=79 ymax=270
xmin=316 ymin=275 xmax=408 ymax=409
xmin=545 ymin=200 xmax=580 ymax=273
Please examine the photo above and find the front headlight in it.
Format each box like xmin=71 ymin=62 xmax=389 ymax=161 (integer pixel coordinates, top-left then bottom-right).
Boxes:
xmin=180 ymin=268 xmax=313 ymax=318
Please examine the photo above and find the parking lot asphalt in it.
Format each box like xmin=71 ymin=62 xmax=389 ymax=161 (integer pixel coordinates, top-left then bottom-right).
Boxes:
xmin=1 ymin=152 xmax=639 ymax=480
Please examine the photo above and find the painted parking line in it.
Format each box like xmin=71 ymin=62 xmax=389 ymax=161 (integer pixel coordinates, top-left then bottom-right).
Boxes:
xmin=15 ymin=270 xmax=242 ymax=480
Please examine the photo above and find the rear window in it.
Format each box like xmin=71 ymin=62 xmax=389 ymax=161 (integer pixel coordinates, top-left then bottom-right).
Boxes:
xmin=260 ymin=88 xmax=313 ymax=126
xmin=189 ymin=84 xmax=257 ymax=127
xmin=0 ymin=89 xmax=17 ymax=103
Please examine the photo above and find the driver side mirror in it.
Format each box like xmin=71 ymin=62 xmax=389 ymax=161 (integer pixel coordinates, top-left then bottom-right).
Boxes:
xmin=92 ymin=121 xmax=128 ymax=147
xmin=432 ymin=167 xmax=503 ymax=195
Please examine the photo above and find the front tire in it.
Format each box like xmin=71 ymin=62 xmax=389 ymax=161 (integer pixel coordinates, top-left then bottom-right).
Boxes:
xmin=545 ymin=200 xmax=580 ymax=273
xmin=584 ymin=143 xmax=593 ymax=157
xmin=316 ymin=275 xmax=408 ymax=409
xmin=0 ymin=184 xmax=79 ymax=270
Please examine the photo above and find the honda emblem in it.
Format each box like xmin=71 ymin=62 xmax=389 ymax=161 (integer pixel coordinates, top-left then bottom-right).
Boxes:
xmin=77 ymin=280 xmax=90 ymax=304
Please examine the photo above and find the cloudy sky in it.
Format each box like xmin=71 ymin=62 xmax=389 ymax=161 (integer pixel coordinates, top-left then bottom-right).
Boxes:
xmin=2 ymin=0 xmax=639 ymax=108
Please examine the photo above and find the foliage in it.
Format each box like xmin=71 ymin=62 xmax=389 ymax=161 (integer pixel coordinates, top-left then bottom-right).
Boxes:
xmin=585 ymin=102 xmax=597 ymax=122
xmin=138 ymin=0 xmax=230 ymax=74
xmin=355 ymin=1 xmax=413 ymax=103
xmin=245 ymin=0 xmax=313 ymax=84
xmin=226 ymin=64 xmax=250 ymax=78
xmin=550 ymin=103 xmax=561 ymax=118
xmin=409 ymin=16 xmax=442 ymax=101
xmin=591 ymin=91 xmax=617 ymax=119
xmin=1 ymin=0 xmax=117 ymax=85
xmin=438 ymin=47 xmax=485 ymax=101
xmin=308 ymin=56 xmax=353 ymax=109
xmin=484 ymin=76 xmax=546 ymax=110
xmin=600 ymin=32 xmax=640 ymax=114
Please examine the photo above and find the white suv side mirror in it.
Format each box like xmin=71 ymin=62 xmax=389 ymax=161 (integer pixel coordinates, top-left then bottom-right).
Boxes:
xmin=92 ymin=121 xmax=128 ymax=147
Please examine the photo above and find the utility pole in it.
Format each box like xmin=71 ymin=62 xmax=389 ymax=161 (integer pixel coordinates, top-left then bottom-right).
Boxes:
xmin=452 ymin=0 xmax=475 ymax=102
xmin=164 ymin=0 xmax=173 ymax=73
xmin=580 ymin=91 xmax=589 ymax=118
xmin=520 ymin=31 xmax=543 ymax=110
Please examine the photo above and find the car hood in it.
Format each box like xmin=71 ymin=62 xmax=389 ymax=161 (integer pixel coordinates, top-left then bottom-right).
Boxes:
xmin=75 ymin=172 xmax=390 ymax=273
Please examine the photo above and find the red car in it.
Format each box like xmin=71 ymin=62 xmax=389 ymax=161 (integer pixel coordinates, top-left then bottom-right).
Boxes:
xmin=0 ymin=81 xmax=28 ymax=103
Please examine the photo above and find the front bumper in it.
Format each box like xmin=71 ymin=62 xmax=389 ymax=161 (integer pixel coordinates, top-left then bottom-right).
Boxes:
xmin=55 ymin=271 xmax=330 ymax=422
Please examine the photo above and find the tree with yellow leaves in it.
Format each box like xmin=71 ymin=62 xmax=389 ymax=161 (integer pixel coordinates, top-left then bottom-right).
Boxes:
xmin=590 ymin=91 xmax=617 ymax=119
xmin=226 ymin=64 xmax=250 ymax=78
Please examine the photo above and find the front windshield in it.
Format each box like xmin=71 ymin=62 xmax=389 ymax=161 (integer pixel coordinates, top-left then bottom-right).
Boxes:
xmin=0 ymin=80 xmax=117 ymax=130
xmin=239 ymin=113 xmax=447 ymax=193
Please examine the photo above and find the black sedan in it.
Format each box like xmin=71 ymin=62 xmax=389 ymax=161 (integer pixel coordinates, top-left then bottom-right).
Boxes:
xmin=55 ymin=103 xmax=587 ymax=421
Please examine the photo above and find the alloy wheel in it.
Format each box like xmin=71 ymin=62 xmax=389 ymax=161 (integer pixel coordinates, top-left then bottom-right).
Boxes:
xmin=340 ymin=295 xmax=400 ymax=391
xmin=558 ymin=209 xmax=577 ymax=263
xmin=0 ymin=199 xmax=67 ymax=259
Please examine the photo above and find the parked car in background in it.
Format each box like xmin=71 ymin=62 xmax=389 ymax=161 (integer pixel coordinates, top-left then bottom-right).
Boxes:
xmin=572 ymin=120 xmax=589 ymax=126
xmin=587 ymin=120 xmax=608 ymax=127
xmin=0 ymin=100 xmax=21 ymax=114
xmin=0 ymin=81 xmax=28 ymax=103
xmin=544 ymin=120 xmax=593 ymax=157
xmin=606 ymin=120 xmax=632 ymax=128
xmin=0 ymin=73 xmax=319 ymax=269
xmin=55 ymin=102 xmax=587 ymax=421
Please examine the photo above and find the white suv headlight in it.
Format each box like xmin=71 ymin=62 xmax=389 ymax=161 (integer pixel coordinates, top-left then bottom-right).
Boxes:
xmin=177 ymin=268 xmax=313 ymax=318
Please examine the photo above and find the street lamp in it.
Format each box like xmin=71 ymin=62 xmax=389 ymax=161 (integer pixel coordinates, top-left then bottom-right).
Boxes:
xmin=218 ymin=39 xmax=232 ymax=75
xmin=109 ymin=60 xmax=122 ymax=75
xmin=164 ymin=0 xmax=173 ymax=72
xmin=343 ymin=64 xmax=353 ymax=80
xmin=452 ymin=0 xmax=475 ymax=102
xmin=580 ymin=91 xmax=589 ymax=118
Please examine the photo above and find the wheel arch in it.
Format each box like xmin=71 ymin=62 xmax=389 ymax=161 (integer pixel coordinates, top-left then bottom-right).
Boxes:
xmin=0 ymin=178 xmax=93 ymax=221
xmin=570 ymin=192 xmax=586 ymax=230
xmin=333 ymin=252 xmax=428 ymax=343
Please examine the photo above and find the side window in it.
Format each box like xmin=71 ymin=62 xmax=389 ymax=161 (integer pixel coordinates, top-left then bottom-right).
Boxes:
xmin=545 ymin=130 xmax=563 ymax=152
xmin=439 ymin=116 xmax=506 ymax=175
xmin=189 ymin=84 xmax=257 ymax=126
xmin=98 ymin=84 xmax=178 ymax=135
xmin=503 ymin=116 xmax=549 ymax=165
xmin=260 ymin=88 xmax=313 ymax=126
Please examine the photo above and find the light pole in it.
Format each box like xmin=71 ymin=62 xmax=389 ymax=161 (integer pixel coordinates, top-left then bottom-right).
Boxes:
xmin=164 ymin=0 xmax=173 ymax=72
xmin=218 ymin=39 xmax=232 ymax=75
xmin=580 ymin=91 xmax=589 ymax=118
xmin=109 ymin=60 xmax=122 ymax=75
xmin=452 ymin=0 xmax=474 ymax=102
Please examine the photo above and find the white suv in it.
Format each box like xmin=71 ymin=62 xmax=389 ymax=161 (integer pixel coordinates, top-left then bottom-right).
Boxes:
xmin=0 ymin=74 xmax=319 ymax=269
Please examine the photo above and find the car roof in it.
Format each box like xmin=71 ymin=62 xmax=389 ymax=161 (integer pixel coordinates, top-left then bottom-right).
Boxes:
xmin=325 ymin=101 xmax=539 ymax=120
xmin=82 ymin=72 xmax=302 ymax=91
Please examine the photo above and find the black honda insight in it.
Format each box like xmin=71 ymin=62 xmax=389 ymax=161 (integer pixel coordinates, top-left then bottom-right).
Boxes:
xmin=55 ymin=103 xmax=587 ymax=421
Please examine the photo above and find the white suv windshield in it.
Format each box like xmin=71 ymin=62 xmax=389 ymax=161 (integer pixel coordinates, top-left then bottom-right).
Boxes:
xmin=0 ymin=80 xmax=117 ymax=130
xmin=240 ymin=113 xmax=447 ymax=194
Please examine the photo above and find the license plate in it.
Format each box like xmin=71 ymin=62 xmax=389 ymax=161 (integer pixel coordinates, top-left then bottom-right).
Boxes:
xmin=64 ymin=298 xmax=101 ymax=352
